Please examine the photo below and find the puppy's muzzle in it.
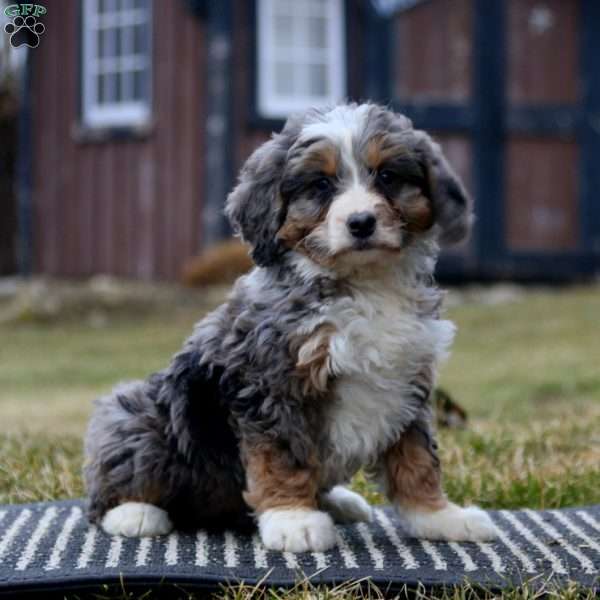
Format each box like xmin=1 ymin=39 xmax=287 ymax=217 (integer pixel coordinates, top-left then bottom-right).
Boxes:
xmin=347 ymin=212 xmax=376 ymax=239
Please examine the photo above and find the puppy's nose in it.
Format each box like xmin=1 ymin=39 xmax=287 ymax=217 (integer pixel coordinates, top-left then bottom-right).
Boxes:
xmin=347 ymin=212 xmax=376 ymax=239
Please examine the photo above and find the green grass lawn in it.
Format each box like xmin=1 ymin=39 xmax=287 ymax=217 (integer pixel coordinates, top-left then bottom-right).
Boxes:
xmin=1 ymin=284 xmax=599 ymax=598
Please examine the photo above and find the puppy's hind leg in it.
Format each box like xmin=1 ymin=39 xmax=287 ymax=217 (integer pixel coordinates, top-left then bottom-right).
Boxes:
xmin=84 ymin=380 xmax=177 ymax=537
xmin=319 ymin=486 xmax=373 ymax=524
xmin=102 ymin=502 xmax=173 ymax=537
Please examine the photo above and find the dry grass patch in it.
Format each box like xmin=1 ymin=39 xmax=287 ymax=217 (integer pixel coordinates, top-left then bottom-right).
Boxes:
xmin=0 ymin=435 xmax=83 ymax=504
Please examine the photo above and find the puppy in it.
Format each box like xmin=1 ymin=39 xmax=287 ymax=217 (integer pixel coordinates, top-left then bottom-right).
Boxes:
xmin=84 ymin=103 xmax=497 ymax=552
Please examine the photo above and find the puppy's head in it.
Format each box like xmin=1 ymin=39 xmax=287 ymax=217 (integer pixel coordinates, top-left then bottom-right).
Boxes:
xmin=226 ymin=104 xmax=473 ymax=270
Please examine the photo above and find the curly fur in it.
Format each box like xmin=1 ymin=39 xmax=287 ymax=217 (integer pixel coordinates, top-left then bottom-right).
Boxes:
xmin=84 ymin=103 xmax=496 ymax=548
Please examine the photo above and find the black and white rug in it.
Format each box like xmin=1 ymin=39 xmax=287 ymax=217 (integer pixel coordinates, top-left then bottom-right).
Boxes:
xmin=0 ymin=499 xmax=599 ymax=596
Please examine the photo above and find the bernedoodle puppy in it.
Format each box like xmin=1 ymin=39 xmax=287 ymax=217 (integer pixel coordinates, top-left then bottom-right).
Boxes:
xmin=84 ymin=103 xmax=498 ymax=552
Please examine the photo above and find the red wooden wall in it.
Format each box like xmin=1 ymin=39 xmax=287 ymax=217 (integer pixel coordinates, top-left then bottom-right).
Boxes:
xmin=504 ymin=0 xmax=580 ymax=252
xmin=31 ymin=0 xmax=206 ymax=280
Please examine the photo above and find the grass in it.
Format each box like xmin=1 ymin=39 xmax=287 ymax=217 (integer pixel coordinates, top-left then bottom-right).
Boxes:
xmin=442 ymin=286 xmax=600 ymax=421
xmin=66 ymin=576 xmax=600 ymax=600
xmin=1 ymin=283 xmax=600 ymax=597
xmin=0 ymin=312 xmax=198 ymax=434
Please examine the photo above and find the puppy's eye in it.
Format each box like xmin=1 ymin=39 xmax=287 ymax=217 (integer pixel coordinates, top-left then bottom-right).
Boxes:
xmin=312 ymin=177 xmax=333 ymax=193
xmin=378 ymin=169 xmax=398 ymax=186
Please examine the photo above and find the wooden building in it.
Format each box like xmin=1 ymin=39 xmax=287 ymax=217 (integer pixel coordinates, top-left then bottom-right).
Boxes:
xmin=10 ymin=0 xmax=600 ymax=280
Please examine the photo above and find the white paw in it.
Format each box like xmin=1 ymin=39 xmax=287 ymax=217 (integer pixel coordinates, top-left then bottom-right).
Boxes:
xmin=101 ymin=502 xmax=173 ymax=537
xmin=258 ymin=508 xmax=337 ymax=553
xmin=320 ymin=486 xmax=373 ymax=524
xmin=399 ymin=502 xmax=498 ymax=542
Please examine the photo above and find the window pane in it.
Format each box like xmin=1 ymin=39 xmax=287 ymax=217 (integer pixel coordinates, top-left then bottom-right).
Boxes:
xmin=133 ymin=23 xmax=148 ymax=54
xmin=113 ymin=70 xmax=122 ymax=101
xmin=305 ymin=0 xmax=327 ymax=15
xmin=101 ymin=0 xmax=116 ymax=14
xmin=85 ymin=0 xmax=152 ymax=126
xmin=96 ymin=28 xmax=104 ymax=58
xmin=121 ymin=24 xmax=134 ymax=55
xmin=97 ymin=73 xmax=107 ymax=103
xmin=307 ymin=63 xmax=328 ymax=96
xmin=274 ymin=62 xmax=295 ymax=95
xmin=115 ymin=25 xmax=123 ymax=56
xmin=99 ymin=28 xmax=118 ymax=58
xmin=121 ymin=70 xmax=133 ymax=100
xmin=99 ymin=72 xmax=119 ymax=103
xmin=274 ymin=14 xmax=294 ymax=48
xmin=97 ymin=72 xmax=119 ymax=103
xmin=273 ymin=0 xmax=295 ymax=17
xmin=132 ymin=69 xmax=148 ymax=100
xmin=306 ymin=16 xmax=327 ymax=48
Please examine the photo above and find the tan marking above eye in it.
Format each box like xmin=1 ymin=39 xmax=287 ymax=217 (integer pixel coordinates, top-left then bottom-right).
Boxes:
xmin=365 ymin=135 xmax=386 ymax=169
xmin=364 ymin=135 xmax=410 ymax=171
xmin=303 ymin=142 xmax=339 ymax=177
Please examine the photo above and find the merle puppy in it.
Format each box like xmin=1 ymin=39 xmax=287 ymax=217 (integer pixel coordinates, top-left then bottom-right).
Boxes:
xmin=84 ymin=103 xmax=497 ymax=552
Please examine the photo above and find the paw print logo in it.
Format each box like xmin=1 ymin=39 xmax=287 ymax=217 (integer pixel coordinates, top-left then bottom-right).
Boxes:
xmin=4 ymin=15 xmax=45 ymax=48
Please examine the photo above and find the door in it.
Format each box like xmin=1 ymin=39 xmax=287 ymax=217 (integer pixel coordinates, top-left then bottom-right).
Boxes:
xmin=366 ymin=0 xmax=600 ymax=280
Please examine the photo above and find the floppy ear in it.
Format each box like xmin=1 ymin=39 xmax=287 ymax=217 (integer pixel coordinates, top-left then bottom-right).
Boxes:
xmin=225 ymin=131 xmax=295 ymax=267
xmin=414 ymin=131 xmax=474 ymax=246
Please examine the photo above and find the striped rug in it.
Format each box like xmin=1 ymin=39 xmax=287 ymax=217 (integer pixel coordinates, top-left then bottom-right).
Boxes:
xmin=0 ymin=499 xmax=599 ymax=595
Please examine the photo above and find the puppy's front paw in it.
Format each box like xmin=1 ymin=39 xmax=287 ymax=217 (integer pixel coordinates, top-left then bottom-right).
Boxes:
xmin=320 ymin=486 xmax=373 ymax=524
xmin=399 ymin=502 xmax=498 ymax=542
xmin=101 ymin=502 xmax=173 ymax=537
xmin=258 ymin=508 xmax=337 ymax=553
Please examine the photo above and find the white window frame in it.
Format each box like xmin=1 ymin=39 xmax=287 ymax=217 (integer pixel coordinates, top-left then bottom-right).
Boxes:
xmin=257 ymin=0 xmax=346 ymax=119
xmin=81 ymin=0 xmax=152 ymax=128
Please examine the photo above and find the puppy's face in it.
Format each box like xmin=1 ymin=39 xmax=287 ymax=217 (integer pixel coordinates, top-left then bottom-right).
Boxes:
xmin=226 ymin=104 xmax=472 ymax=272
xmin=277 ymin=118 xmax=435 ymax=269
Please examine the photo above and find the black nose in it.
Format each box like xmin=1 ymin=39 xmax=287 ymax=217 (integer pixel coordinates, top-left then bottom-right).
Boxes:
xmin=347 ymin=212 xmax=376 ymax=239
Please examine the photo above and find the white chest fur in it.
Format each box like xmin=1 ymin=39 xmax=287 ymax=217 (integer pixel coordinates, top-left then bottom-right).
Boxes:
xmin=321 ymin=277 xmax=455 ymax=480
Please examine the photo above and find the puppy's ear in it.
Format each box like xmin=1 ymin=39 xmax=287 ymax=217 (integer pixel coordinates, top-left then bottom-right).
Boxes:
xmin=226 ymin=130 xmax=295 ymax=267
xmin=415 ymin=131 xmax=474 ymax=246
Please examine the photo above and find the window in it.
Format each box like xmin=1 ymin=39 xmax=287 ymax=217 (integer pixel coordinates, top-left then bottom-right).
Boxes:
xmin=257 ymin=0 xmax=346 ymax=118
xmin=82 ymin=0 xmax=152 ymax=128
